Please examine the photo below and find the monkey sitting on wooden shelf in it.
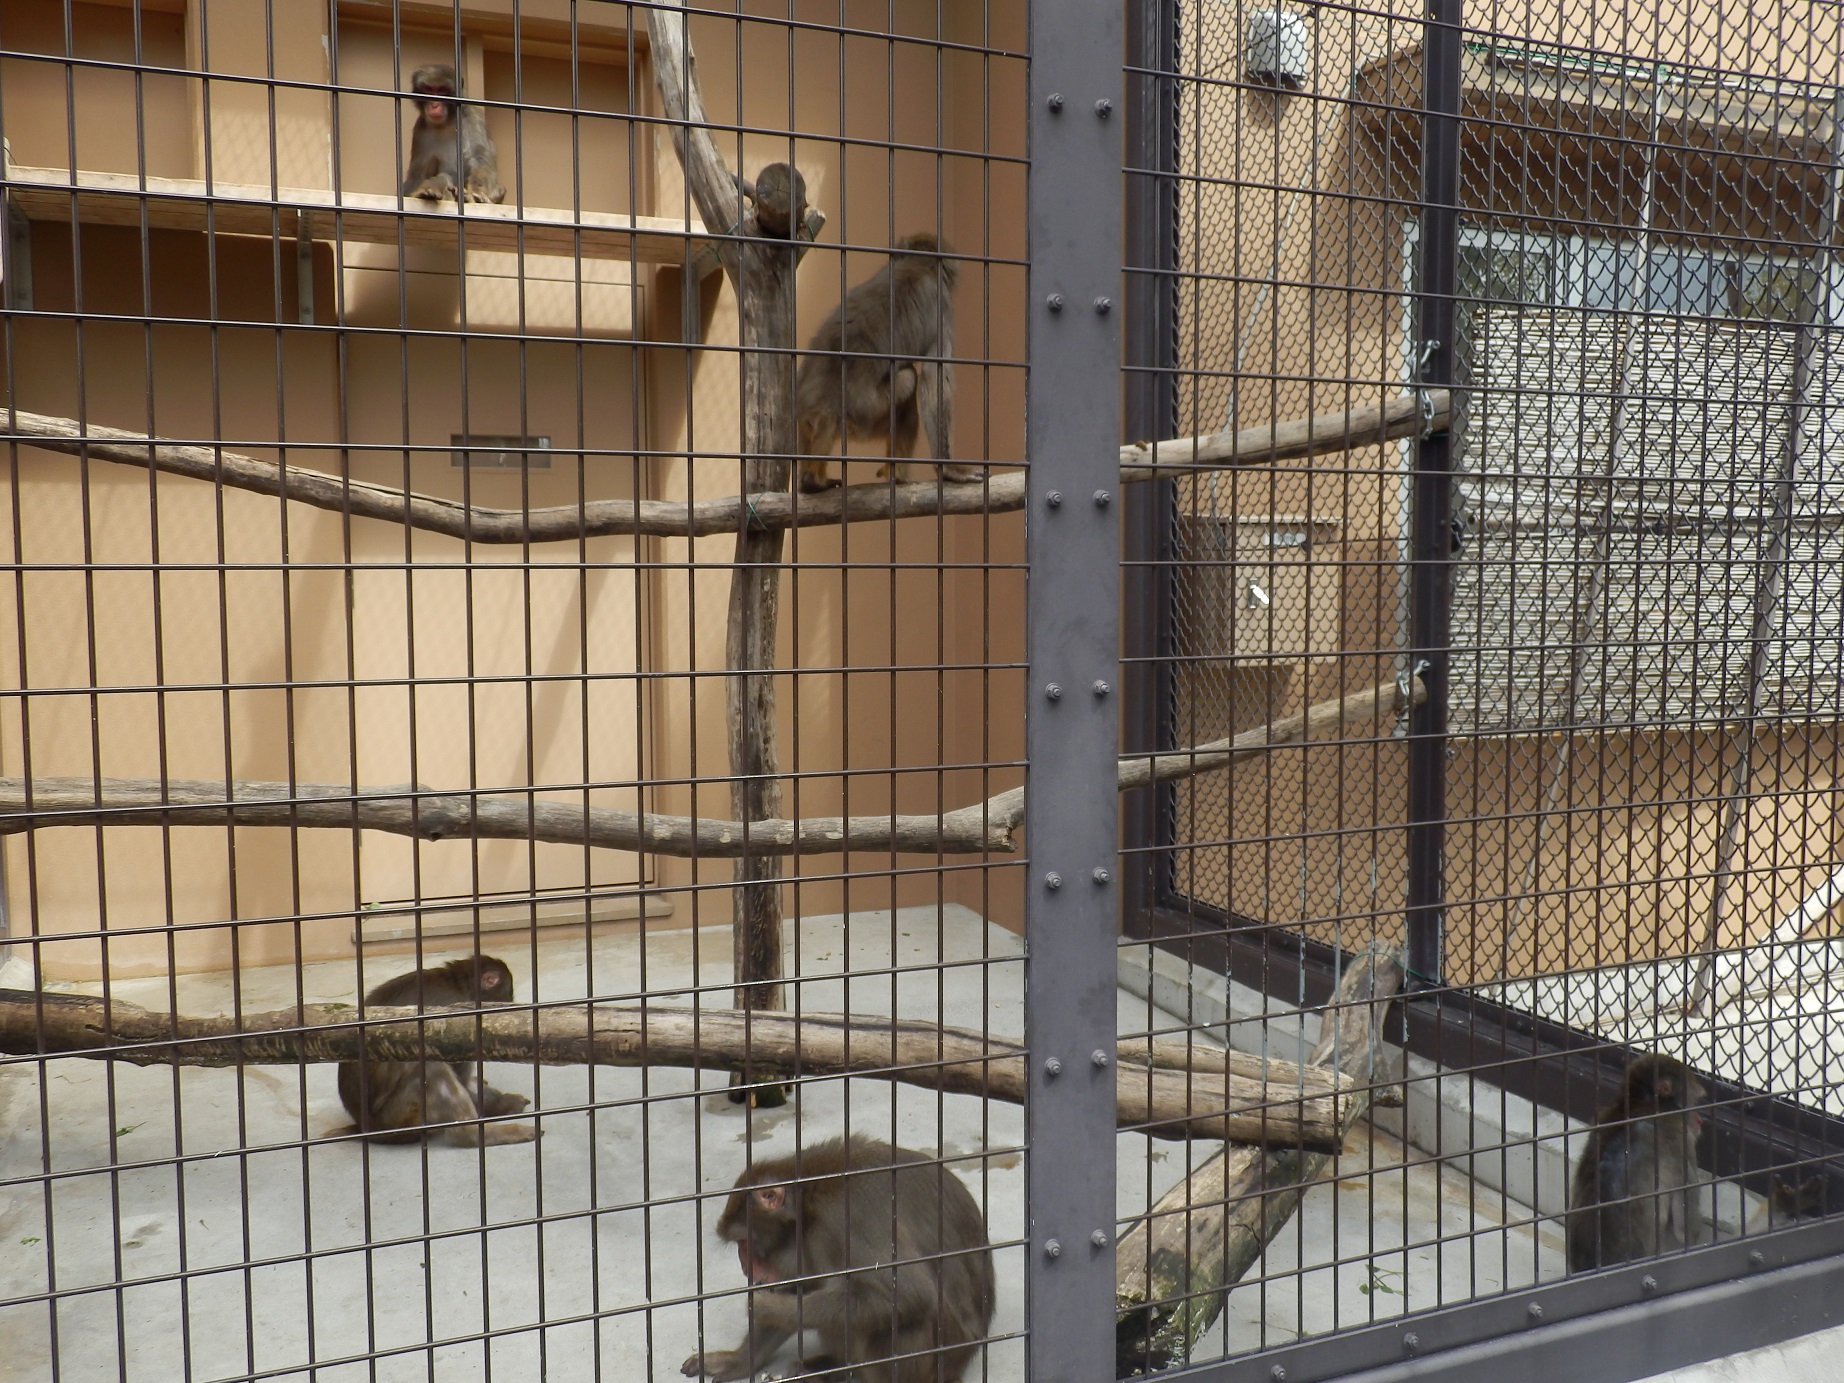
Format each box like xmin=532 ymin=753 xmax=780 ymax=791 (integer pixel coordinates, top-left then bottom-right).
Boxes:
xmin=1567 ymin=1054 xmax=1712 ymax=1270
xmin=334 ymin=954 xmax=537 ymax=1147
xmin=400 ymin=63 xmax=505 ymax=205
xmin=793 ymin=233 xmax=985 ymax=494
xmin=683 ymin=1136 xmax=994 ymax=1383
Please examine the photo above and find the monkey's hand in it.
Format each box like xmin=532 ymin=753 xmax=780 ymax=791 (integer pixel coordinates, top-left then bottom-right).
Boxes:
xmin=412 ymin=177 xmax=458 ymax=202
xmin=681 ymin=1348 xmax=755 ymax=1381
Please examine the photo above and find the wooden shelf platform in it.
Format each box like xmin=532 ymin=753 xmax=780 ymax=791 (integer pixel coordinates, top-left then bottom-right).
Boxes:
xmin=3 ymin=163 xmax=712 ymax=266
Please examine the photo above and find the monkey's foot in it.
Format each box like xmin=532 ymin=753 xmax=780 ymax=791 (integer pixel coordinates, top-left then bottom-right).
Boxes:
xmin=412 ymin=180 xmax=458 ymax=202
xmin=795 ymin=471 xmax=839 ymax=493
xmin=940 ymin=464 xmax=988 ymax=483
xmin=681 ymin=1350 xmax=753 ymax=1382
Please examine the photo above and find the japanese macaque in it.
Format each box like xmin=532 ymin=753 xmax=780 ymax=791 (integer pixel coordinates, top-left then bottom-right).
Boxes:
xmin=1746 ymin=1172 xmax=1828 ymax=1232
xmin=335 ymin=954 xmax=537 ymax=1146
xmin=682 ymin=1137 xmax=994 ymax=1383
xmin=794 ymin=234 xmax=980 ymax=493
xmin=401 ymin=63 xmax=505 ymax=205
xmin=1567 ymin=1055 xmax=1710 ymax=1270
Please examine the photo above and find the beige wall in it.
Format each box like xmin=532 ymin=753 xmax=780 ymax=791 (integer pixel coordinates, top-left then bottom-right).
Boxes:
xmin=1173 ymin=0 xmax=1844 ymax=983
xmin=1181 ymin=723 xmax=1844 ymax=988
xmin=8 ymin=0 xmax=1835 ymax=987
xmin=0 ymin=0 xmax=1028 ymax=979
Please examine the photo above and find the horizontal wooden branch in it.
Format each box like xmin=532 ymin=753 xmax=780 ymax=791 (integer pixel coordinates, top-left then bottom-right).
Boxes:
xmin=0 ymin=677 xmax=1417 ymax=857
xmin=2 ymin=392 xmax=1447 ymax=543
xmin=0 ymin=989 xmax=1351 ymax=1149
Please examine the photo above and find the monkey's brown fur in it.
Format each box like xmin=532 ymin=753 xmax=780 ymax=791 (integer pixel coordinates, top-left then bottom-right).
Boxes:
xmin=335 ymin=955 xmax=537 ymax=1146
xmin=683 ymin=1136 xmax=994 ymax=1383
xmin=401 ymin=64 xmax=505 ymax=205
xmin=794 ymin=234 xmax=981 ymax=493
xmin=1567 ymin=1054 xmax=1709 ymax=1270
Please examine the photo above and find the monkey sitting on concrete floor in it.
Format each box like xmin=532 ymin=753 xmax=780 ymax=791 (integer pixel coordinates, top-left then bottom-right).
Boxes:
xmin=401 ymin=63 xmax=505 ymax=205
xmin=683 ymin=1136 xmax=994 ymax=1383
xmin=335 ymin=954 xmax=537 ymax=1147
xmin=1567 ymin=1054 xmax=1711 ymax=1270
xmin=1744 ymin=1171 xmax=1828 ymax=1232
xmin=793 ymin=234 xmax=984 ymax=494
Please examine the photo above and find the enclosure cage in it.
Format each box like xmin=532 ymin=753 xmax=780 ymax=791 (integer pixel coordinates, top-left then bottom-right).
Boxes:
xmin=2 ymin=1 xmax=1843 ymax=1381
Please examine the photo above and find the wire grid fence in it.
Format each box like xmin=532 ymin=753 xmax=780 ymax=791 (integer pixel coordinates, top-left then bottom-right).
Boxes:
xmin=2 ymin=0 xmax=1844 ymax=1381
xmin=1123 ymin=0 xmax=1844 ymax=1373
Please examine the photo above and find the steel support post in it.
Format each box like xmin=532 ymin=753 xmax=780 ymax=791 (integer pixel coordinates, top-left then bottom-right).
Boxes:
xmin=1120 ymin=0 xmax=1180 ymax=929
xmin=1403 ymin=0 xmax=1464 ymax=990
xmin=1024 ymin=0 xmax=1124 ymax=1377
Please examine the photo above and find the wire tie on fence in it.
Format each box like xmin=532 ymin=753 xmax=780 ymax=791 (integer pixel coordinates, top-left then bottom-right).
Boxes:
xmin=1397 ymin=658 xmax=1430 ymax=705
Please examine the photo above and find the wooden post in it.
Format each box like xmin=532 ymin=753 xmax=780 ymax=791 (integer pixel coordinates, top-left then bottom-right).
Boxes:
xmin=724 ymin=164 xmax=807 ymax=1101
xmin=644 ymin=6 xmax=821 ymax=1105
xmin=1113 ymin=945 xmax=1404 ymax=1373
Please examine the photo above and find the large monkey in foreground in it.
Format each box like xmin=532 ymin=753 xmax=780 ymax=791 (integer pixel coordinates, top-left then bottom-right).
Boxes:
xmin=683 ymin=1137 xmax=994 ymax=1382
xmin=794 ymin=234 xmax=983 ymax=493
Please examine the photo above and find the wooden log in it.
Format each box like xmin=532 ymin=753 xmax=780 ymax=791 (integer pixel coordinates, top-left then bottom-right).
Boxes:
xmin=0 ymin=990 xmax=1353 ymax=1149
xmin=0 ymin=392 xmax=1450 ymax=543
xmin=0 ymin=676 xmax=1420 ymax=858
xmin=1120 ymin=1034 xmax=1404 ymax=1109
xmin=1114 ymin=945 xmax=1404 ymax=1373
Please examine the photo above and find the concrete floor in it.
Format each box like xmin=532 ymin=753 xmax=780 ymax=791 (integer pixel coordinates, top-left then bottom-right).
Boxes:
xmin=1489 ymin=950 xmax=1844 ymax=1117
xmin=0 ymin=906 xmax=1559 ymax=1381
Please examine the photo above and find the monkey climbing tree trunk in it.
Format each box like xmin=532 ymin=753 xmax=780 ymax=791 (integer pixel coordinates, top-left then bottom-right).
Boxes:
xmin=645 ymin=4 xmax=821 ymax=1104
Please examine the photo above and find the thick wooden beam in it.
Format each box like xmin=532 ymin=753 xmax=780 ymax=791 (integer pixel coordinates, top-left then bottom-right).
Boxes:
xmin=1114 ymin=945 xmax=1405 ymax=1373
xmin=0 ymin=392 xmax=1448 ymax=543
xmin=0 ymin=989 xmax=1355 ymax=1150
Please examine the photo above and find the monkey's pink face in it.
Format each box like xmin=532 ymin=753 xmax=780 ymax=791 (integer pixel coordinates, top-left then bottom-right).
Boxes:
xmin=717 ymin=1182 xmax=788 ymax=1284
xmin=737 ymin=1242 xmax=779 ymax=1284
xmin=418 ymin=96 xmax=453 ymax=126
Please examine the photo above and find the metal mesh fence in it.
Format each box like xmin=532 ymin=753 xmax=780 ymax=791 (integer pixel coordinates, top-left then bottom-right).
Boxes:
xmin=4 ymin=1 xmax=1844 ymax=1380
xmin=1124 ymin=0 xmax=1844 ymax=1375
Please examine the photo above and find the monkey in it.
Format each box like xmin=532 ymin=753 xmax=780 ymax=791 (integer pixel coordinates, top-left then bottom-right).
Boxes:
xmin=335 ymin=954 xmax=537 ymax=1147
xmin=682 ymin=1136 xmax=994 ymax=1383
xmin=400 ymin=64 xmax=505 ymax=205
xmin=1567 ymin=1055 xmax=1711 ymax=1271
xmin=1745 ymin=1171 xmax=1828 ymax=1232
xmin=794 ymin=234 xmax=982 ymax=493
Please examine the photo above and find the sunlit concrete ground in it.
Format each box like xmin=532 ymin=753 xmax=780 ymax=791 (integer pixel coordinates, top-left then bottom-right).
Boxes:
xmin=1489 ymin=947 xmax=1844 ymax=1118
xmin=0 ymin=906 xmax=1558 ymax=1381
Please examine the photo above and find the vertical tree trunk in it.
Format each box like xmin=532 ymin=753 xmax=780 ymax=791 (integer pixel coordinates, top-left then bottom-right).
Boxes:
xmin=725 ymin=180 xmax=802 ymax=1096
xmin=643 ymin=6 xmax=817 ymax=1104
